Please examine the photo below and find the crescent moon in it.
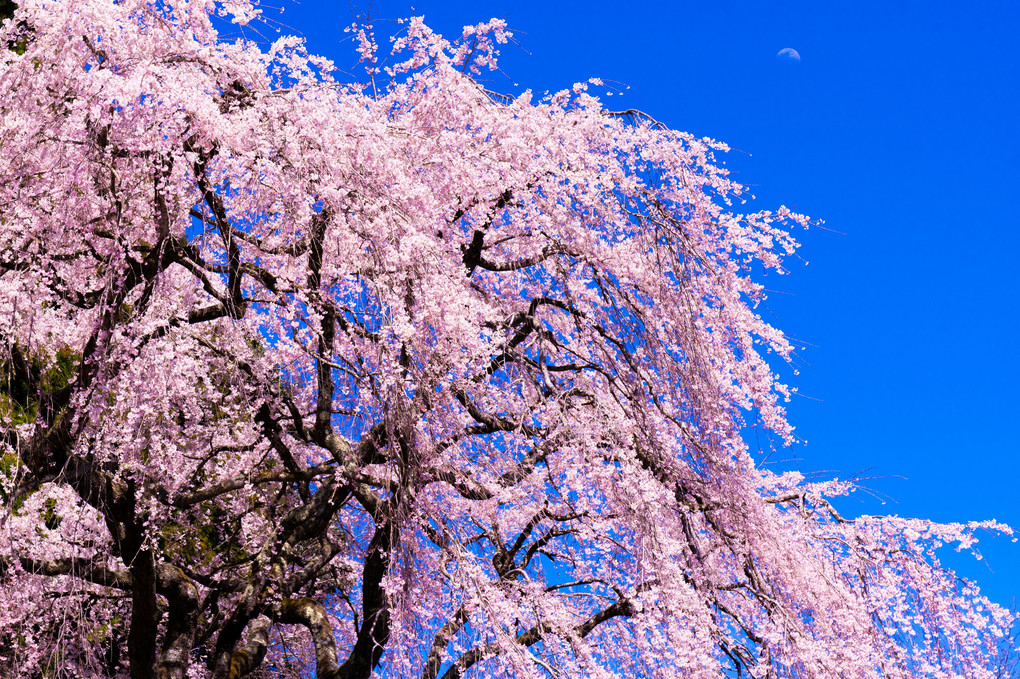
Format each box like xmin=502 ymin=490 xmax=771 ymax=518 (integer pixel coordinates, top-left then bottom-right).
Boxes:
xmin=777 ymin=48 xmax=801 ymax=62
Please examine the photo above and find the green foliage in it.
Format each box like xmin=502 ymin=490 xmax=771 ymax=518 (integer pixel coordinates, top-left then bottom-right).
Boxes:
xmin=1 ymin=345 xmax=79 ymax=511
xmin=0 ymin=382 xmax=36 ymax=427
xmin=158 ymin=503 xmax=250 ymax=567
xmin=44 ymin=345 xmax=78 ymax=392
xmin=41 ymin=497 xmax=61 ymax=531
xmin=0 ymin=450 xmax=20 ymax=506
xmin=0 ymin=344 xmax=79 ymax=426
xmin=0 ymin=1 xmax=29 ymax=55
xmin=0 ymin=449 xmax=17 ymax=479
xmin=0 ymin=1 xmax=16 ymax=24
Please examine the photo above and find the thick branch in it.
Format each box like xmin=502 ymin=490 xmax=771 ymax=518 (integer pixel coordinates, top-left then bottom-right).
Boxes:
xmin=128 ymin=549 xmax=159 ymax=679
xmin=336 ymin=516 xmax=396 ymax=679
xmin=474 ymin=243 xmax=574 ymax=274
xmin=155 ymin=565 xmax=201 ymax=679
xmin=278 ymin=598 xmax=340 ymax=679
xmin=170 ymin=465 xmax=334 ymax=507
xmin=458 ymin=189 xmax=514 ymax=276
xmin=226 ymin=616 xmax=272 ymax=679
xmin=1 ymin=554 xmax=131 ymax=590
xmin=306 ymin=210 xmax=337 ymax=445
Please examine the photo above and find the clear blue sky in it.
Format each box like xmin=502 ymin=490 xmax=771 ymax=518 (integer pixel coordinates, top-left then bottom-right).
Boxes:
xmin=260 ymin=0 xmax=1020 ymax=609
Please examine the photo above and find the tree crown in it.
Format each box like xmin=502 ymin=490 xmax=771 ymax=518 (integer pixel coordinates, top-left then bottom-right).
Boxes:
xmin=0 ymin=2 xmax=1013 ymax=678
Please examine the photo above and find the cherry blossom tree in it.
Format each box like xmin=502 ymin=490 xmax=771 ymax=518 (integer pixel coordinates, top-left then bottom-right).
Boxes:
xmin=0 ymin=1 xmax=1014 ymax=678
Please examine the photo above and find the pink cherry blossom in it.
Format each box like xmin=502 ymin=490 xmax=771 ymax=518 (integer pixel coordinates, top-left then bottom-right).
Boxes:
xmin=0 ymin=2 xmax=1013 ymax=678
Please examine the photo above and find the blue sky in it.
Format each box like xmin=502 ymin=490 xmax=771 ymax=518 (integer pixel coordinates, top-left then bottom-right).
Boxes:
xmin=261 ymin=0 xmax=1020 ymax=609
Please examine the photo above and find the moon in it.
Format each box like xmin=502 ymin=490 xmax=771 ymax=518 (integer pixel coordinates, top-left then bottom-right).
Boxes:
xmin=777 ymin=48 xmax=801 ymax=62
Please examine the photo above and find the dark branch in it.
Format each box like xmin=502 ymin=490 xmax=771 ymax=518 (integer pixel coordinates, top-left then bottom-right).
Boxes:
xmin=278 ymin=598 xmax=340 ymax=679
xmin=336 ymin=516 xmax=396 ymax=679
xmin=440 ymin=597 xmax=635 ymax=679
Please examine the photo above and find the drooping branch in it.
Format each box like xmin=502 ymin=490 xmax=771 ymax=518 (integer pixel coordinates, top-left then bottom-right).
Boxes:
xmin=184 ymin=140 xmax=246 ymax=319
xmin=765 ymin=491 xmax=849 ymax=524
xmin=474 ymin=243 xmax=575 ymax=274
xmin=452 ymin=388 xmax=546 ymax=438
xmin=422 ymin=606 xmax=470 ymax=679
xmin=190 ymin=207 xmax=309 ymax=256
xmin=168 ymin=464 xmax=335 ymax=508
xmin=439 ymin=598 xmax=635 ymax=679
